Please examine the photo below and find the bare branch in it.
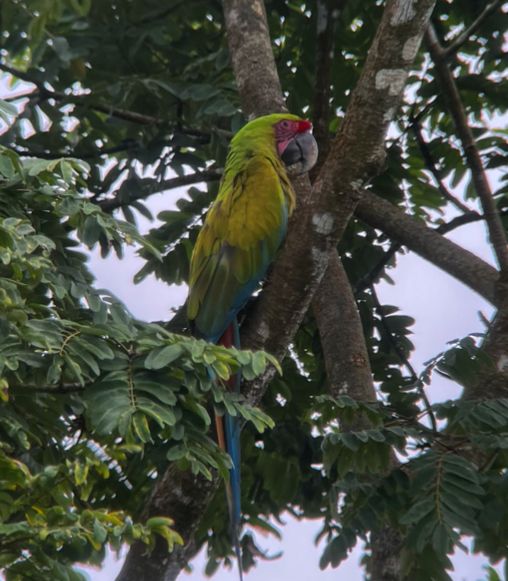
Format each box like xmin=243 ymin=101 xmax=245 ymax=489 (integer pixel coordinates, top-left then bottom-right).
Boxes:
xmin=0 ymin=63 xmax=164 ymax=125
xmin=355 ymin=206 xmax=508 ymax=296
xmin=426 ymin=25 xmax=508 ymax=272
xmin=7 ymin=141 xmax=141 ymax=161
xmin=355 ymin=189 xmax=499 ymax=305
xmin=0 ymin=63 xmax=227 ymax=136
xmin=313 ymin=254 xmax=376 ymax=404
xmin=442 ymin=0 xmax=502 ymax=59
xmin=223 ymin=1 xmax=286 ymax=116
xmin=436 ymin=210 xmax=508 ymax=235
xmin=98 ymin=169 xmax=223 ymax=213
xmin=355 ymin=241 xmax=401 ymax=295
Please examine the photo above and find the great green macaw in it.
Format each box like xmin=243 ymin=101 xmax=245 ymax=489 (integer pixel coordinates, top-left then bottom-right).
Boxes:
xmin=187 ymin=113 xmax=318 ymax=578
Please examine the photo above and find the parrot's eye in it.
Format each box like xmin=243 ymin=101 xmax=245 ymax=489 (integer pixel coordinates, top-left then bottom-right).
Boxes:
xmin=281 ymin=120 xmax=290 ymax=128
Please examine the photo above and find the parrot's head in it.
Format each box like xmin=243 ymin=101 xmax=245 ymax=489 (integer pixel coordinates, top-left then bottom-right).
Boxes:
xmin=233 ymin=113 xmax=318 ymax=176
xmin=273 ymin=116 xmax=318 ymax=175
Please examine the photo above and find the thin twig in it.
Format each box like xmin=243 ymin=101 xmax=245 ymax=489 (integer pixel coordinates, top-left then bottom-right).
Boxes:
xmin=426 ymin=24 xmax=508 ymax=272
xmin=410 ymin=115 xmax=472 ymax=213
xmin=0 ymin=62 xmax=229 ymax=136
xmin=0 ymin=62 xmax=164 ymax=125
xmin=311 ymin=0 xmax=343 ymax=176
xmin=7 ymin=141 xmax=141 ymax=160
xmin=442 ymin=0 xmax=502 ymax=59
xmin=369 ymin=283 xmax=438 ymax=432
xmin=354 ymin=242 xmax=401 ymax=295
xmin=11 ymin=383 xmax=85 ymax=393
xmin=98 ymin=169 xmax=223 ymax=212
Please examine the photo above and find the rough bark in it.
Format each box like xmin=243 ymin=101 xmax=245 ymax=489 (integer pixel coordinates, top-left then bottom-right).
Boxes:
xmin=241 ymin=0 xmax=437 ymax=363
xmin=117 ymin=0 xmax=437 ymax=579
xmin=311 ymin=0 xmax=342 ymax=173
xmin=116 ymin=466 xmax=218 ymax=581
xmin=223 ymin=0 xmax=286 ymax=116
xmin=313 ymin=254 xmax=375 ymax=405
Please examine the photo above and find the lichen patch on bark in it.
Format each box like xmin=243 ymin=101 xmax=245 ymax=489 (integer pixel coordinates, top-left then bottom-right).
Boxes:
xmin=375 ymin=68 xmax=408 ymax=96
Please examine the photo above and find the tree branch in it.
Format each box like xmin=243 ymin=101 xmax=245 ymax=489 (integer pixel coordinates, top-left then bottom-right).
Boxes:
xmin=5 ymin=64 xmax=165 ymax=126
xmin=0 ymin=62 xmax=164 ymax=125
xmin=241 ymin=0 xmax=438 ymax=363
xmin=313 ymin=255 xmax=405 ymax=579
xmin=311 ymin=0 xmax=342 ymax=172
xmin=426 ymin=24 xmax=508 ymax=272
xmin=0 ymin=62 xmax=224 ymax=136
xmin=369 ymin=283 xmax=438 ymax=433
xmin=355 ymin=241 xmax=401 ymax=295
xmin=466 ymin=272 xmax=508 ymax=400
xmin=314 ymin=254 xmax=377 ymax=403
xmin=223 ymin=2 xmax=287 ymax=116
xmin=355 ymin=189 xmax=499 ymax=305
xmin=442 ymin=0 xmax=502 ymax=59
xmin=98 ymin=170 xmax=223 ymax=213
xmin=8 ymin=141 xmax=142 ymax=161
xmin=117 ymin=464 xmax=219 ymax=581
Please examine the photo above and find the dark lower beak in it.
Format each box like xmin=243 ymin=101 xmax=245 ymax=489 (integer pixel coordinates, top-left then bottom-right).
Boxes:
xmin=281 ymin=132 xmax=318 ymax=175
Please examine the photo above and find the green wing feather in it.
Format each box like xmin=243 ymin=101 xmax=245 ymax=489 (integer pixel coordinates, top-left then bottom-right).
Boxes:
xmin=188 ymin=154 xmax=291 ymax=341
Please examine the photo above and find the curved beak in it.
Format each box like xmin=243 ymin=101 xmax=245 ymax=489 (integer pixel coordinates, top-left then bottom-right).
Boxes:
xmin=281 ymin=132 xmax=318 ymax=176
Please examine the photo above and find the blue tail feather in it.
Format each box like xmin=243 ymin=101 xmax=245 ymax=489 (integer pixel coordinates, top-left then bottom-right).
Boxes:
xmin=217 ymin=319 xmax=243 ymax=580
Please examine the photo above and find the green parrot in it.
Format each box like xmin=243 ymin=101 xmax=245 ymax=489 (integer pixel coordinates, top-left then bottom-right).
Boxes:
xmin=187 ymin=113 xmax=318 ymax=579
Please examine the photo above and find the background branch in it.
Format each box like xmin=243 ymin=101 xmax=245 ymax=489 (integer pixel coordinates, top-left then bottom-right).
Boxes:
xmin=355 ymin=189 xmax=499 ymax=305
xmin=426 ymin=24 xmax=508 ymax=272
xmin=410 ymin=115 xmax=471 ymax=213
xmin=442 ymin=0 xmax=502 ymax=59
xmin=98 ymin=170 xmax=223 ymax=213
xmin=311 ymin=0 xmax=342 ymax=172
xmin=369 ymin=283 xmax=438 ymax=433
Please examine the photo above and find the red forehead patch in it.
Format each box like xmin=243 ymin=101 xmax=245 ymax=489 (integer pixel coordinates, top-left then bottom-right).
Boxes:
xmin=297 ymin=119 xmax=312 ymax=133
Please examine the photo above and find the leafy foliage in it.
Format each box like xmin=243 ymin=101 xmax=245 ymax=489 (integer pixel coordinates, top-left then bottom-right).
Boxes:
xmin=0 ymin=145 xmax=275 ymax=578
xmin=0 ymin=0 xmax=507 ymax=580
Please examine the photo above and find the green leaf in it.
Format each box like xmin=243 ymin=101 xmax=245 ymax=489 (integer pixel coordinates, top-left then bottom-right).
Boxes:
xmin=145 ymin=344 xmax=184 ymax=369
xmin=400 ymin=498 xmax=434 ymax=525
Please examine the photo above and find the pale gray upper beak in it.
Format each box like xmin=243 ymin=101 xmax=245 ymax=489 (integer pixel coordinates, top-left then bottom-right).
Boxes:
xmin=281 ymin=132 xmax=319 ymax=176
